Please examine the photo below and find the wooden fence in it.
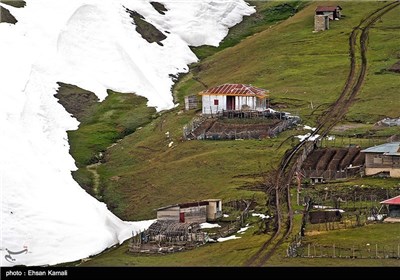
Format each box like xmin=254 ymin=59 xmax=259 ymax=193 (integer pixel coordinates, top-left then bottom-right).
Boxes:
xmin=293 ymin=243 xmax=400 ymax=259
xmin=302 ymin=167 xmax=363 ymax=182
xmin=182 ymin=110 xmax=301 ymax=140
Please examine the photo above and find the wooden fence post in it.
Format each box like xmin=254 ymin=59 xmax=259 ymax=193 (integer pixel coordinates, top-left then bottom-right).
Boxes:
xmin=313 ymin=244 xmax=316 ymax=258
xmin=333 ymin=244 xmax=336 ymax=258
xmin=383 ymin=245 xmax=386 ymax=258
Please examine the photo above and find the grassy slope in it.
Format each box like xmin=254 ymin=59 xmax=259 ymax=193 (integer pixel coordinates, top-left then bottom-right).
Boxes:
xmin=68 ymin=90 xmax=156 ymax=195
xmin=79 ymin=1 xmax=400 ymax=267
xmin=191 ymin=1 xmax=307 ymax=60
xmin=81 ymin=218 xmax=399 ymax=267
xmin=175 ymin=1 xmax=400 ymax=126
xmin=346 ymin=6 xmax=400 ymax=123
xmin=98 ymin=0 xmax=315 ymax=221
xmin=99 ymin=110 xmax=295 ymax=219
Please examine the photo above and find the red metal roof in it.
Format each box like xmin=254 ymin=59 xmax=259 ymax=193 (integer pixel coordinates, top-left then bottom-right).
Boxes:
xmin=199 ymin=84 xmax=268 ymax=98
xmin=316 ymin=6 xmax=341 ymax=12
xmin=381 ymin=195 xmax=400 ymax=205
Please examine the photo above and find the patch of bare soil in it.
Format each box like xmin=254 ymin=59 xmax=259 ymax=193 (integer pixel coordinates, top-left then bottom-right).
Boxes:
xmin=150 ymin=2 xmax=168 ymax=15
xmin=331 ymin=123 xmax=367 ymax=132
xmin=125 ymin=8 xmax=167 ymax=46
xmin=192 ymin=118 xmax=282 ymax=140
xmin=0 ymin=6 xmax=17 ymax=24
xmin=208 ymin=119 xmax=280 ymax=133
xmin=0 ymin=0 xmax=25 ymax=8
xmin=54 ymin=82 xmax=99 ymax=121
xmin=388 ymin=61 xmax=400 ymax=73
xmin=305 ymin=231 xmax=327 ymax=236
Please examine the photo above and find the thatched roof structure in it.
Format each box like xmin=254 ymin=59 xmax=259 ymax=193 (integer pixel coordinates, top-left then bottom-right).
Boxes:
xmin=147 ymin=220 xmax=201 ymax=236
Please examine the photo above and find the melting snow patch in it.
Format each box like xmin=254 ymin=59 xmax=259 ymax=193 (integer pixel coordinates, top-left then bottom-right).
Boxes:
xmin=217 ymin=235 xmax=241 ymax=242
xmin=313 ymin=206 xmax=344 ymax=213
xmin=200 ymin=223 xmax=221 ymax=229
xmin=367 ymin=214 xmax=385 ymax=221
xmin=313 ymin=205 xmax=330 ymax=209
xmin=0 ymin=0 xmax=254 ymax=266
xmin=237 ymin=226 xmax=252 ymax=234
xmin=252 ymin=213 xmax=270 ymax=219
xmin=303 ymin=125 xmax=316 ymax=131
xmin=296 ymin=133 xmax=320 ymax=142
xmin=296 ymin=133 xmax=335 ymax=142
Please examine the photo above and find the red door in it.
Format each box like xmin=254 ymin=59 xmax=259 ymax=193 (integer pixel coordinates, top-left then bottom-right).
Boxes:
xmin=227 ymin=96 xmax=235 ymax=110
xmin=179 ymin=212 xmax=185 ymax=223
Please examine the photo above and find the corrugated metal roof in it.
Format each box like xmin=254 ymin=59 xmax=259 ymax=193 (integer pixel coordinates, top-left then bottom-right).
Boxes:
xmin=361 ymin=142 xmax=400 ymax=156
xmin=199 ymin=84 xmax=268 ymax=98
xmin=156 ymin=200 xmax=217 ymax=211
xmin=316 ymin=6 xmax=341 ymax=12
xmin=179 ymin=201 xmax=208 ymax=209
xmin=381 ymin=195 xmax=400 ymax=205
xmin=156 ymin=204 xmax=179 ymax=211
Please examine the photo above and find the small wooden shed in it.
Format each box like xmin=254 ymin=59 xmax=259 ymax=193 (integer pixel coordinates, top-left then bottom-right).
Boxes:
xmin=308 ymin=209 xmax=343 ymax=224
xmin=184 ymin=95 xmax=198 ymax=110
xmin=314 ymin=15 xmax=329 ymax=32
xmin=314 ymin=6 xmax=342 ymax=32
xmin=381 ymin=195 xmax=400 ymax=219
xmin=315 ymin=6 xmax=342 ymax=20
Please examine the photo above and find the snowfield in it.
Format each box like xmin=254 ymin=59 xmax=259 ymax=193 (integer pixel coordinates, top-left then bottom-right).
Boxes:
xmin=0 ymin=0 xmax=254 ymax=266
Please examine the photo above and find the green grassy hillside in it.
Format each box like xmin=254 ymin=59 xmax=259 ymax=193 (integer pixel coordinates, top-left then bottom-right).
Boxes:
xmin=68 ymin=1 xmax=400 ymax=266
xmin=81 ymin=220 xmax=400 ymax=267
xmin=97 ymin=0 xmax=400 ymax=221
xmin=66 ymin=89 xmax=156 ymax=195
xmin=175 ymin=1 xmax=400 ymax=125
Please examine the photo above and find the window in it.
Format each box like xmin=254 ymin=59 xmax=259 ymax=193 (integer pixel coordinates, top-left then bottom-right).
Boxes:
xmin=214 ymin=99 xmax=219 ymax=106
xmin=373 ymin=157 xmax=382 ymax=164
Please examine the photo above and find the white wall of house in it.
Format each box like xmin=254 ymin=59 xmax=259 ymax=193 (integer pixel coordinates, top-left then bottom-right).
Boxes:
xmin=201 ymin=95 xmax=265 ymax=114
xmin=236 ymin=96 xmax=257 ymax=110
xmin=201 ymin=95 xmax=226 ymax=115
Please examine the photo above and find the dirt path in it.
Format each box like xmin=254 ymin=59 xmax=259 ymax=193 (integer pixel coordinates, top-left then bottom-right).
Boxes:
xmin=87 ymin=163 xmax=102 ymax=200
xmin=246 ymin=1 xmax=400 ymax=267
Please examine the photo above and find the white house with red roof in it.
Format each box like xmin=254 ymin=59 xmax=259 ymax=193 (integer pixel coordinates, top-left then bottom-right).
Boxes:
xmin=198 ymin=83 xmax=269 ymax=115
